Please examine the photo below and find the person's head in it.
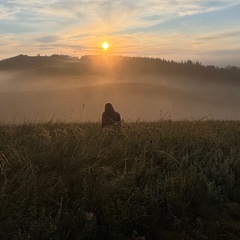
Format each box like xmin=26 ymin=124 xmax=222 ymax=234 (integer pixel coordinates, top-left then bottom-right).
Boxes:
xmin=105 ymin=103 xmax=115 ymax=114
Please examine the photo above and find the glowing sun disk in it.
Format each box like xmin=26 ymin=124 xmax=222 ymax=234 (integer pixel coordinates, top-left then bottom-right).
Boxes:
xmin=102 ymin=42 xmax=109 ymax=50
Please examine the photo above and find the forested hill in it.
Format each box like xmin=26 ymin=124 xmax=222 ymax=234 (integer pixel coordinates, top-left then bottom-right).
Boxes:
xmin=80 ymin=55 xmax=240 ymax=83
xmin=1 ymin=54 xmax=240 ymax=82
xmin=0 ymin=54 xmax=68 ymax=70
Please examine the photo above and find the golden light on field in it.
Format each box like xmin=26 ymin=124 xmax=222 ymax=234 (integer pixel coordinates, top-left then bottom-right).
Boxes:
xmin=101 ymin=42 xmax=109 ymax=51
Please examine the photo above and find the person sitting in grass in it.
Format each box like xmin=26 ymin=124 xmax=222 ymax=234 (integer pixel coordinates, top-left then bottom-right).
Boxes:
xmin=102 ymin=103 xmax=121 ymax=128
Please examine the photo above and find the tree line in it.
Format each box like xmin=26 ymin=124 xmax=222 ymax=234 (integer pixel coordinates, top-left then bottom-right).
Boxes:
xmin=81 ymin=55 xmax=240 ymax=83
xmin=1 ymin=54 xmax=239 ymax=83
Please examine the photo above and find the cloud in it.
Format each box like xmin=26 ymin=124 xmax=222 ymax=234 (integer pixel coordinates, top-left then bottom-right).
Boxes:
xmin=1 ymin=0 xmax=240 ymax=35
xmin=35 ymin=35 xmax=60 ymax=44
xmin=197 ymin=48 xmax=240 ymax=57
xmin=196 ymin=30 xmax=240 ymax=41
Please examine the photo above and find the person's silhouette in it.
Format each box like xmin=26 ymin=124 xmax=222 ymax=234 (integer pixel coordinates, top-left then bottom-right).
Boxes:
xmin=102 ymin=103 xmax=121 ymax=128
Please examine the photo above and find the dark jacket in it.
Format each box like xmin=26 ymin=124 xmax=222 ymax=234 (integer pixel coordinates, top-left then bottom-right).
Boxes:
xmin=102 ymin=111 xmax=121 ymax=128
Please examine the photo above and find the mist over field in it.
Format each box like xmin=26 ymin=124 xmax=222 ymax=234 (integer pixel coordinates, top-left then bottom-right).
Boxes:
xmin=0 ymin=55 xmax=240 ymax=122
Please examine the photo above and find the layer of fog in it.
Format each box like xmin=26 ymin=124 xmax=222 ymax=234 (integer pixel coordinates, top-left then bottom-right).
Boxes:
xmin=0 ymin=70 xmax=240 ymax=122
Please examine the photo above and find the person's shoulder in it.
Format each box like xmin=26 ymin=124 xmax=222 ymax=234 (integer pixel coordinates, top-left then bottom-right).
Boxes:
xmin=115 ymin=111 xmax=121 ymax=121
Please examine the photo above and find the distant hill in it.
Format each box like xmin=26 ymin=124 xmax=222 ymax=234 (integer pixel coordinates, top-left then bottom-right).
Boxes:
xmin=1 ymin=54 xmax=240 ymax=84
xmin=0 ymin=54 xmax=65 ymax=70
xmin=0 ymin=54 xmax=106 ymax=78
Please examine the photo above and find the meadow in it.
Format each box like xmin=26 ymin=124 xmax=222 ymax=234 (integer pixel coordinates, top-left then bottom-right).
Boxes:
xmin=0 ymin=120 xmax=240 ymax=240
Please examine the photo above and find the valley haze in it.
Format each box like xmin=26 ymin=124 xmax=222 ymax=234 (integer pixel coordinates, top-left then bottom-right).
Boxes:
xmin=0 ymin=54 xmax=239 ymax=123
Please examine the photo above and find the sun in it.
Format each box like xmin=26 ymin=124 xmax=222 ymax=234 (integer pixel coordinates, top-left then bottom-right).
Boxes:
xmin=101 ymin=41 xmax=109 ymax=51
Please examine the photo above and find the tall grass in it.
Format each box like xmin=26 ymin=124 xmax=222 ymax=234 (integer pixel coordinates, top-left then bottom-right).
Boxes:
xmin=0 ymin=120 xmax=240 ymax=239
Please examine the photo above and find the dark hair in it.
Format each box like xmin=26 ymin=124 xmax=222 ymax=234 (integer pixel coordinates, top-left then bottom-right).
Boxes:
xmin=105 ymin=103 xmax=115 ymax=115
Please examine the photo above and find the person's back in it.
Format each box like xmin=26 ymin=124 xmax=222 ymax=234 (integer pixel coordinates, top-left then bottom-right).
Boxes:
xmin=102 ymin=103 xmax=121 ymax=128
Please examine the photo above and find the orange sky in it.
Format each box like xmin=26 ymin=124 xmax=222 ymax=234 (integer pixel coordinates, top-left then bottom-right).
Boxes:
xmin=0 ymin=1 xmax=240 ymax=66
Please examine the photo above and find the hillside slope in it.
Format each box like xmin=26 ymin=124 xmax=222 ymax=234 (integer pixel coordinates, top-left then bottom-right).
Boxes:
xmin=1 ymin=82 xmax=239 ymax=122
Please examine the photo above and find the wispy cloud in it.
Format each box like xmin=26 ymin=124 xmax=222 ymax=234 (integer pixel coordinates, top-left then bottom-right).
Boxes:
xmin=35 ymin=35 xmax=60 ymax=44
xmin=197 ymin=30 xmax=240 ymax=41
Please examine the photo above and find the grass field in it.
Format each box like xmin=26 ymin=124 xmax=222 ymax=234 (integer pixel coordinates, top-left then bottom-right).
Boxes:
xmin=0 ymin=120 xmax=240 ymax=240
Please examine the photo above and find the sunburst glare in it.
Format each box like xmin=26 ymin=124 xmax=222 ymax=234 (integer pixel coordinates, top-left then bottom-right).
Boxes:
xmin=101 ymin=42 xmax=109 ymax=51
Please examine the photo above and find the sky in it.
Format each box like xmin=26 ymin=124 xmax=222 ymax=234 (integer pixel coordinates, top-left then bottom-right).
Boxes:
xmin=0 ymin=0 xmax=240 ymax=67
